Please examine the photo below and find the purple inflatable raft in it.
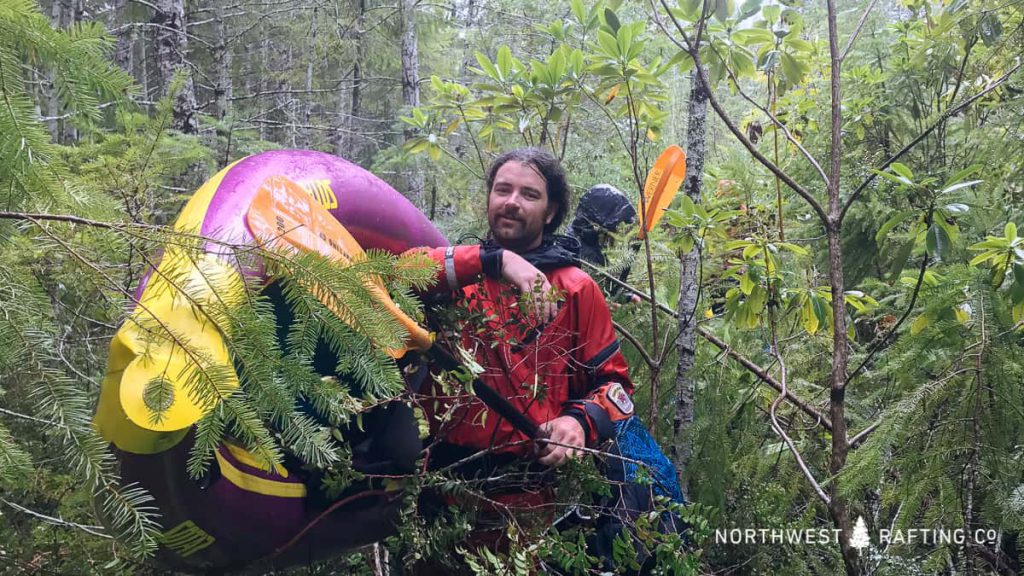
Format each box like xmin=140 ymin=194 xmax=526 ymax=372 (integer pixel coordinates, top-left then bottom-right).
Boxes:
xmin=93 ymin=150 xmax=446 ymax=572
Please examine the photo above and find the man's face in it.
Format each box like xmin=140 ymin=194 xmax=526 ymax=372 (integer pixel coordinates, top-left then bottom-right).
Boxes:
xmin=487 ymin=161 xmax=556 ymax=252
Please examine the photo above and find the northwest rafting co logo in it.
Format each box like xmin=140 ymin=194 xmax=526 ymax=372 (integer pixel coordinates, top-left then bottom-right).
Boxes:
xmin=714 ymin=516 xmax=998 ymax=551
xmin=850 ymin=516 xmax=870 ymax=550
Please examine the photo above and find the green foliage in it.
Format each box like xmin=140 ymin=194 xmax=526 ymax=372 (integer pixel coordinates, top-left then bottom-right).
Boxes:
xmin=0 ymin=0 xmax=134 ymax=212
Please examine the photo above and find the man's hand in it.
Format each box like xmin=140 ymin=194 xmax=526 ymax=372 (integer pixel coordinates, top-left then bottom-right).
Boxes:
xmin=500 ymin=251 xmax=557 ymax=322
xmin=536 ymin=415 xmax=585 ymax=466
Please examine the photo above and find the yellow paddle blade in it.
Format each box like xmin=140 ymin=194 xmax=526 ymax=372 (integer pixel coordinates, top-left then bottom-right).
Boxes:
xmin=246 ymin=175 xmax=434 ymax=356
xmin=638 ymin=144 xmax=687 ymax=239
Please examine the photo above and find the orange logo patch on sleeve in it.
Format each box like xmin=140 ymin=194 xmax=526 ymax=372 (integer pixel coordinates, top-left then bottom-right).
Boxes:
xmin=606 ymin=383 xmax=634 ymax=416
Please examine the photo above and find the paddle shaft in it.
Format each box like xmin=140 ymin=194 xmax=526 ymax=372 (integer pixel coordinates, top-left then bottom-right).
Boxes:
xmin=427 ymin=344 xmax=544 ymax=440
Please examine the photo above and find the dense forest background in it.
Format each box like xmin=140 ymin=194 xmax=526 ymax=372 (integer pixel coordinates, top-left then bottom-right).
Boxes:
xmin=2 ymin=0 xmax=1024 ymax=574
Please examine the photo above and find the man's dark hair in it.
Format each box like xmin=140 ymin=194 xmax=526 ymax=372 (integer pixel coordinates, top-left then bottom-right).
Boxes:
xmin=485 ymin=147 xmax=569 ymax=234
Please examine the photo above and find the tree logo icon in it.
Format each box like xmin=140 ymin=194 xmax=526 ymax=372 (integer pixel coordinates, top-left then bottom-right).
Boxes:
xmin=850 ymin=516 xmax=870 ymax=551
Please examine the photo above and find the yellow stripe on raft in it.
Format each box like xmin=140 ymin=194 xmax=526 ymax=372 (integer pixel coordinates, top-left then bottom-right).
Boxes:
xmin=214 ymin=446 xmax=307 ymax=498
xmin=223 ymin=441 xmax=289 ymax=477
xmin=94 ymin=161 xmax=245 ymax=454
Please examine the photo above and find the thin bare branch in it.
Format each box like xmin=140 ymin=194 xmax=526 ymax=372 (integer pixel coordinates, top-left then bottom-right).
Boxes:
xmin=612 ymin=319 xmax=657 ymax=369
xmin=0 ymin=407 xmax=64 ymax=428
xmin=848 ymin=252 xmax=929 ymax=384
xmin=848 ymin=421 xmax=879 ymax=449
xmin=0 ymin=497 xmax=111 ymax=539
xmin=698 ymin=325 xmax=832 ymax=432
xmin=768 ymin=303 xmax=830 ymax=505
xmin=840 ymin=0 xmax=879 ymax=62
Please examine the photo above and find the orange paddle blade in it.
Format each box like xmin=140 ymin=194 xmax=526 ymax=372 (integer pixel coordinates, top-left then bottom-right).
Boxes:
xmin=638 ymin=145 xmax=687 ymax=239
xmin=247 ymin=175 xmax=434 ymax=356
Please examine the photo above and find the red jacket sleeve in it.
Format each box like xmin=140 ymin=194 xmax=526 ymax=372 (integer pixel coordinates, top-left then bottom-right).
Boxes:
xmin=562 ymin=277 xmax=635 ymax=446
xmin=404 ymin=245 xmax=488 ymax=296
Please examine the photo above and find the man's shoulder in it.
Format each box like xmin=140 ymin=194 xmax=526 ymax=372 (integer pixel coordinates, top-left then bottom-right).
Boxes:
xmin=548 ymin=265 xmax=598 ymax=294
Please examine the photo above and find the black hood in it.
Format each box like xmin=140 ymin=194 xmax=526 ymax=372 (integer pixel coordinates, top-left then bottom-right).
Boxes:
xmin=567 ymin=184 xmax=636 ymax=266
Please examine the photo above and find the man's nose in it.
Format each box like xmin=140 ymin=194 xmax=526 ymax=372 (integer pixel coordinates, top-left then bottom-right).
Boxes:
xmin=503 ymin=192 xmax=523 ymax=211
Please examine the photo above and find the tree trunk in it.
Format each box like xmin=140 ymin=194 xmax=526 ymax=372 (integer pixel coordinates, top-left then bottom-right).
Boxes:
xmin=671 ymin=70 xmax=708 ymax=491
xmin=47 ymin=0 xmax=63 ymax=140
xmin=138 ymin=22 xmax=149 ymax=100
xmin=335 ymin=0 xmax=365 ymax=160
xmin=304 ymin=7 xmax=317 ymax=148
xmin=112 ymin=0 xmax=133 ymax=71
xmin=449 ymin=0 xmax=480 ymax=160
xmin=153 ymin=0 xmax=198 ymax=134
xmin=824 ymin=2 xmax=857 ymax=573
xmin=258 ymin=36 xmax=270 ymax=141
xmin=212 ymin=4 xmax=232 ymax=122
xmin=400 ymin=0 xmax=424 ymax=207
xmin=456 ymin=0 xmax=480 ymax=82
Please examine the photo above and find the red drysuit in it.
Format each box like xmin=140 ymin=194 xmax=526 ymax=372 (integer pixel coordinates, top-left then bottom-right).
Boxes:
xmin=418 ymin=241 xmax=635 ymax=456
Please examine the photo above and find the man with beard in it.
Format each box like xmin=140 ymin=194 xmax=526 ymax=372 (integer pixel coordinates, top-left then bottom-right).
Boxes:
xmin=416 ymin=148 xmax=636 ymax=544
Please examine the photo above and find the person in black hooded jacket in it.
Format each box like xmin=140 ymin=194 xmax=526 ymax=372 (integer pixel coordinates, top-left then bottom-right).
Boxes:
xmin=567 ymin=184 xmax=642 ymax=303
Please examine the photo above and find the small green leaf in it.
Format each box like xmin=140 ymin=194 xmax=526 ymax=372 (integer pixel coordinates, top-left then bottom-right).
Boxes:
xmin=876 ymin=210 xmax=913 ymax=245
xmin=1009 ymin=280 xmax=1024 ymax=305
xmin=944 ymin=165 xmax=980 ymax=187
xmin=890 ymin=162 xmax=914 ymax=180
xmin=1005 ymin=222 xmax=1018 ymax=241
xmin=954 ymin=303 xmax=971 ymax=323
xmin=969 ymin=250 xmax=999 ymax=267
xmin=732 ymin=28 xmax=775 ymax=46
xmin=871 ymin=169 xmax=914 ymax=188
xmin=747 ymin=285 xmax=768 ymax=313
xmin=777 ymin=242 xmax=809 ymax=255
xmin=596 ymin=30 xmax=619 ymax=58
xmin=938 ymin=180 xmax=983 ymax=195
xmin=1013 ymin=301 xmax=1024 ymax=325
xmin=783 ymin=37 xmax=813 ymax=52
xmin=992 ymin=262 xmax=1007 ymax=288
xmin=730 ymin=48 xmax=756 ymax=77
xmin=678 ymin=194 xmax=696 ymax=217
xmin=714 ymin=0 xmax=732 ymax=22
xmin=888 ymin=240 xmax=915 ymax=281
xmin=911 ymin=313 xmax=931 ymax=335
xmin=801 ymin=295 xmax=819 ymax=334
xmin=740 ymin=0 xmax=762 ymax=19
xmin=604 ymin=8 xmax=621 ymax=33
xmin=496 ymin=46 xmax=513 ymax=79
xmin=812 ymin=295 xmax=829 ymax=331
xmin=780 ymin=51 xmax=807 ymax=84
xmin=740 ymin=272 xmax=756 ymax=295
xmin=570 ymin=0 xmax=586 ymax=23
